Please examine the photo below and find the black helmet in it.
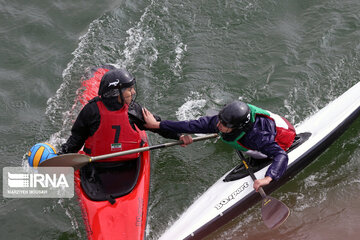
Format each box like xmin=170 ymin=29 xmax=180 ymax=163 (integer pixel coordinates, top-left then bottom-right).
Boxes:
xmin=218 ymin=101 xmax=251 ymax=129
xmin=98 ymin=69 xmax=136 ymax=98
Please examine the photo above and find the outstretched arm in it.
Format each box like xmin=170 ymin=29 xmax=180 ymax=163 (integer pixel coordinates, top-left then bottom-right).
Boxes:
xmin=142 ymin=108 xmax=193 ymax=146
xmin=143 ymin=108 xmax=219 ymax=134
xmin=128 ymin=103 xmax=180 ymax=140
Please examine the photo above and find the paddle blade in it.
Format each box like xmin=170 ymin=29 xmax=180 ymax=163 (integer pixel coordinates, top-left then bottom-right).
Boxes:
xmin=261 ymin=196 xmax=290 ymax=229
xmin=39 ymin=153 xmax=91 ymax=170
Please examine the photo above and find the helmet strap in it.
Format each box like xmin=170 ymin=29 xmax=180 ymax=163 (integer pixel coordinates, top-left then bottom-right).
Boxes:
xmin=118 ymin=86 xmax=125 ymax=104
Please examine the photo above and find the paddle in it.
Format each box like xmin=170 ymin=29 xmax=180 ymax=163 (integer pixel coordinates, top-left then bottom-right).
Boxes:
xmin=39 ymin=133 xmax=218 ymax=170
xmin=236 ymin=150 xmax=290 ymax=229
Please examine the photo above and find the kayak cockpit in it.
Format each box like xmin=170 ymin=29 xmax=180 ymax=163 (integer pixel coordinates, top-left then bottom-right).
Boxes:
xmin=80 ymin=158 xmax=141 ymax=204
xmin=224 ymin=132 xmax=311 ymax=182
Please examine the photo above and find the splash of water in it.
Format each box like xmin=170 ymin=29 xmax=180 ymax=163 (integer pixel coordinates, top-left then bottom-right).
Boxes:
xmin=176 ymin=91 xmax=206 ymax=121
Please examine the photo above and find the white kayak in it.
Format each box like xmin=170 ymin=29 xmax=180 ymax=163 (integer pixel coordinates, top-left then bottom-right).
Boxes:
xmin=159 ymin=82 xmax=360 ymax=240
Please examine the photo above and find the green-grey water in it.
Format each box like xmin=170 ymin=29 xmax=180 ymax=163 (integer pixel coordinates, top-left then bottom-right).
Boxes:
xmin=1 ymin=0 xmax=359 ymax=239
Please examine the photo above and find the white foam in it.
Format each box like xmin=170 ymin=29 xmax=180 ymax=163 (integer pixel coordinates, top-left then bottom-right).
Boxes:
xmin=172 ymin=37 xmax=187 ymax=76
xmin=176 ymin=92 xmax=206 ymax=121
xmin=57 ymin=198 xmax=82 ymax=238
xmin=44 ymin=2 xmax=162 ymax=154
xmin=46 ymin=18 xmax=105 ymax=124
xmin=303 ymin=174 xmax=318 ymax=187
xmin=116 ymin=1 xmax=158 ymax=69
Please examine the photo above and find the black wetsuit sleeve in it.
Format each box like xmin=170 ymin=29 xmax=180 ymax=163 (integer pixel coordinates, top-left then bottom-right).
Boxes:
xmin=60 ymin=102 xmax=100 ymax=153
xmin=128 ymin=103 xmax=181 ymax=140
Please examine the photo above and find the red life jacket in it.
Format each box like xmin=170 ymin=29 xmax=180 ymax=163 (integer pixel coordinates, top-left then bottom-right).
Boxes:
xmin=84 ymin=100 xmax=142 ymax=162
xmin=245 ymin=113 xmax=296 ymax=152
xmin=274 ymin=115 xmax=296 ymax=151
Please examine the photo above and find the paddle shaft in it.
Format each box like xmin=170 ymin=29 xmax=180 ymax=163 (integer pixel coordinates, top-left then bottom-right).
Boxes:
xmin=91 ymin=133 xmax=218 ymax=161
xmin=236 ymin=150 xmax=267 ymax=198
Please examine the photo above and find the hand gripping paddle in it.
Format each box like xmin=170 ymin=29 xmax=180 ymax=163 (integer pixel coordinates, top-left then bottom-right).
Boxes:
xmin=236 ymin=150 xmax=290 ymax=229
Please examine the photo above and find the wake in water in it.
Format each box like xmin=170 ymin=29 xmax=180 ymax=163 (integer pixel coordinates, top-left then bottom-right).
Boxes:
xmin=34 ymin=0 xmax=194 ymax=238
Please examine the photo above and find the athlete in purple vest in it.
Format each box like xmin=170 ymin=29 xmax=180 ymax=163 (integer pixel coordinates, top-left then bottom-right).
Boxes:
xmin=143 ymin=101 xmax=296 ymax=191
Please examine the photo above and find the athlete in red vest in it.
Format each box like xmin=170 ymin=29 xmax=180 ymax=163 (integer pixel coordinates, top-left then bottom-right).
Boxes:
xmin=60 ymin=68 xmax=183 ymax=160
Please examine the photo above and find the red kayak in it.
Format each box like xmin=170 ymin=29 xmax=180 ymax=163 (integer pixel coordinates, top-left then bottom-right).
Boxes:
xmin=73 ymin=65 xmax=150 ymax=240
